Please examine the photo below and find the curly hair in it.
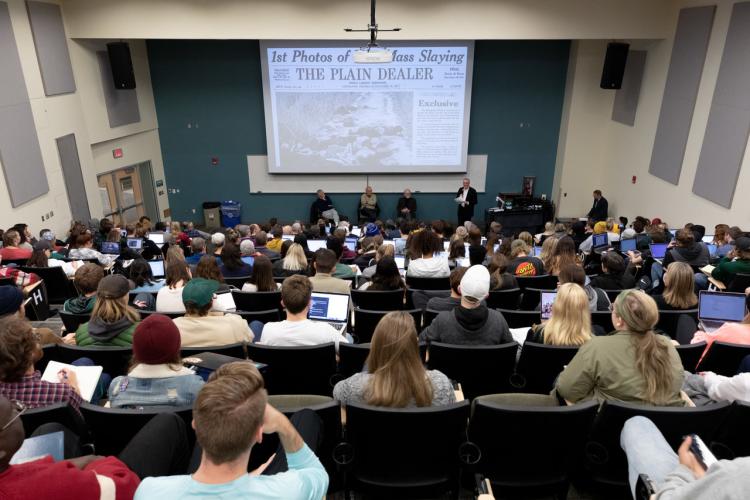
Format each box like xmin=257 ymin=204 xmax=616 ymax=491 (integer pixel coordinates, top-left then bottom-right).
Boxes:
xmin=0 ymin=318 xmax=37 ymax=383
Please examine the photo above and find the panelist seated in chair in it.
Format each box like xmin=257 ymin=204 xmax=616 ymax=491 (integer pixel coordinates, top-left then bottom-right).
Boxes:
xmin=397 ymin=188 xmax=417 ymax=220
xmin=311 ymin=189 xmax=340 ymax=226
xmin=359 ymin=186 xmax=378 ymax=222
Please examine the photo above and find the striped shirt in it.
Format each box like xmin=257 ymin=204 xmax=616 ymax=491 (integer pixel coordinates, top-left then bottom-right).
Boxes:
xmin=0 ymin=266 xmax=40 ymax=287
xmin=0 ymin=371 xmax=82 ymax=414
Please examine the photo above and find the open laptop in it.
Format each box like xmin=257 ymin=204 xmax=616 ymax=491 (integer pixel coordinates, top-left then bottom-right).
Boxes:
xmin=394 ymin=256 xmax=406 ymax=270
xmin=147 ymin=260 xmax=165 ymax=279
xmin=456 ymin=257 xmax=471 ymax=267
xmin=619 ymin=238 xmax=637 ymax=254
xmin=592 ymin=233 xmax=608 ymax=250
xmin=443 ymin=241 xmax=451 ymax=251
xmin=649 ymin=243 xmax=668 ymax=261
xmin=308 ymin=291 xmax=350 ymax=334
xmin=540 ymin=291 xmax=557 ymax=321
xmin=350 ymin=226 xmax=361 ymax=237
xmin=147 ymin=233 xmax=165 ymax=245
xmin=101 ymin=241 xmax=120 ymax=255
xmin=698 ymin=291 xmax=747 ymax=333
xmin=345 ymin=237 xmax=358 ymax=249
xmin=532 ymin=246 xmax=543 ymax=257
xmin=126 ymin=238 xmax=143 ymax=251
xmin=706 ymin=243 xmax=718 ymax=258
xmin=307 ymin=240 xmax=327 ymax=252
xmin=281 ymin=235 xmax=295 ymax=242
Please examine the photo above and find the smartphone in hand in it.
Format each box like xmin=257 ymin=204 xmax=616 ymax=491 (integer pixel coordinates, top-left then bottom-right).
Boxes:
xmin=688 ymin=434 xmax=717 ymax=470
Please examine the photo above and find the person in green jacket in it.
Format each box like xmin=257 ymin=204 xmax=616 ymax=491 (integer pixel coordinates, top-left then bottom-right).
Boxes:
xmin=711 ymin=237 xmax=750 ymax=287
xmin=556 ymin=289 xmax=685 ymax=407
xmin=62 ymin=263 xmax=104 ymax=315
xmin=74 ymin=274 xmax=139 ymax=347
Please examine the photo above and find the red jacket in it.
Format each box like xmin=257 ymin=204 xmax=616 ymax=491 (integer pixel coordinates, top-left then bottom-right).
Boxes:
xmin=0 ymin=456 xmax=139 ymax=500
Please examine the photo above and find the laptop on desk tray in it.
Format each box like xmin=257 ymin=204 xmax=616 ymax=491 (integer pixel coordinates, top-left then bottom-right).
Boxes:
xmin=308 ymin=292 xmax=350 ymax=334
xmin=698 ymin=291 xmax=747 ymax=333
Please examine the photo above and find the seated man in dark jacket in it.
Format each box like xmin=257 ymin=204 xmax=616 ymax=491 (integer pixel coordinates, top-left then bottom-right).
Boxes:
xmin=590 ymin=251 xmax=636 ymax=290
xmin=419 ymin=265 xmax=512 ymax=345
xmin=662 ymin=229 xmax=709 ymax=269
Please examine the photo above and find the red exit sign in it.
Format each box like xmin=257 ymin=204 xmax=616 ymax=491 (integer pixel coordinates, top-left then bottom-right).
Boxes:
xmin=112 ymin=148 xmax=123 ymax=159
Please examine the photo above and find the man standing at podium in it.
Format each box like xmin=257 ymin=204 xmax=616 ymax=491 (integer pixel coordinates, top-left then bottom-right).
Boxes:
xmin=455 ymin=177 xmax=478 ymax=226
xmin=587 ymin=189 xmax=608 ymax=222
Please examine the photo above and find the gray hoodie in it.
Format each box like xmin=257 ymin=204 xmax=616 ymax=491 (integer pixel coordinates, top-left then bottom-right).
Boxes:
xmin=419 ymin=305 xmax=513 ymax=345
xmin=655 ymin=457 xmax=750 ymax=499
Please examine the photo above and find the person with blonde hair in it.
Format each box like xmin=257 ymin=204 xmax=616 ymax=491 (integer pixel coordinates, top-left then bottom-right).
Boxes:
xmin=73 ymin=275 xmax=140 ymax=346
xmin=518 ymin=231 xmax=534 ymax=248
xmin=527 ymin=283 xmax=592 ymax=346
xmin=538 ymin=236 xmax=558 ymax=274
xmin=556 ymin=290 xmax=684 ymax=406
xmin=535 ymin=222 xmax=555 ymax=245
xmin=652 ymin=262 xmax=698 ymax=311
xmin=273 ymin=243 xmax=309 ymax=278
xmin=361 ymin=243 xmax=395 ymax=279
xmin=333 ymin=311 xmax=455 ymax=407
xmin=508 ymin=239 xmax=544 ymax=276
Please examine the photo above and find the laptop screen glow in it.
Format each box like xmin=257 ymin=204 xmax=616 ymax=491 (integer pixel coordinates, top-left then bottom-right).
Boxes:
xmin=308 ymin=292 xmax=350 ymax=323
xmin=101 ymin=241 xmax=120 ymax=254
xmin=126 ymin=238 xmax=142 ymax=250
xmin=307 ymin=240 xmax=327 ymax=252
xmin=394 ymin=256 xmax=405 ymax=270
xmin=699 ymin=292 xmax=746 ymax=322
xmin=592 ymin=233 xmax=608 ymax=248
xmin=148 ymin=260 xmax=165 ymax=278
xmin=649 ymin=243 xmax=668 ymax=259
xmin=620 ymin=238 xmax=636 ymax=253
xmin=148 ymin=233 xmax=165 ymax=245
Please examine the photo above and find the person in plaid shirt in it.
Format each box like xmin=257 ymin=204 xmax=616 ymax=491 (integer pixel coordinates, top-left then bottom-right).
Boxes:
xmin=0 ymin=317 xmax=82 ymax=414
xmin=0 ymin=255 xmax=40 ymax=287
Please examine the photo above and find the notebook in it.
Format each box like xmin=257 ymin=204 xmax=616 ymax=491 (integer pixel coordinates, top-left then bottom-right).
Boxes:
xmin=126 ymin=238 xmax=143 ymax=250
xmin=592 ymin=233 xmax=608 ymax=249
xmin=147 ymin=233 xmax=165 ymax=245
xmin=41 ymin=361 xmax=102 ymax=402
xmin=619 ymin=238 xmax=637 ymax=253
xmin=214 ymin=291 xmax=236 ymax=311
xmin=101 ymin=241 xmax=120 ymax=254
xmin=148 ymin=260 xmax=165 ymax=278
xmin=540 ymin=291 xmax=557 ymax=320
xmin=11 ymin=431 xmax=64 ymax=464
xmin=307 ymin=240 xmax=327 ymax=252
xmin=698 ymin=291 xmax=747 ymax=333
xmin=649 ymin=243 xmax=668 ymax=260
xmin=308 ymin=291 xmax=350 ymax=334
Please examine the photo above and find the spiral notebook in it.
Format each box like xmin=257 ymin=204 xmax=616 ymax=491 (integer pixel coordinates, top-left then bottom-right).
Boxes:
xmin=41 ymin=360 xmax=102 ymax=403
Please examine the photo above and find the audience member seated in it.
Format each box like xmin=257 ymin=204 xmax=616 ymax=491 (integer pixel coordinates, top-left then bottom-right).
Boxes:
xmin=109 ymin=315 xmax=204 ymax=408
xmin=334 ymin=311 xmax=455 ymax=407
xmin=219 ymin=243 xmax=252 ymax=279
xmin=361 ymin=243 xmax=395 ymax=279
xmin=195 ymin=254 xmax=230 ymax=293
xmin=570 ymin=221 xmax=588 ymax=251
xmin=488 ymin=253 xmax=518 ymax=290
xmin=241 ymin=255 xmax=280 ymax=292
xmin=266 ymin=225 xmax=284 ymax=253
xmin=308 ymin=250 xmax=353 ymax=314
xmin=548 ymin=236 xmax=579 ymax=276
xmin=156 ymin=258 xmax=192 ymax=313
xmin=255 ymin=275 xmax=349 ymax=348
xmin=707 ymin=236 xmax=750 ymax=288
xmin=662 ymin=229 xmax=710 ymax=271
xmin=173 ymin=278 xmax=253 ymax=347
xmin=535 ymin=222 xmax=555 ymax=245
xmin=63 ymin=263 xmax=104 ymax=314
xmin=74 ymin=275 xmax=139 ymax=347
xmin=621 ymin=416 xmax=750 ymax=499
xmin=294 ymin=233 xmax=313 ymax=259
xmin=538 ymin=236 xmax=558 ymax=273
xmin=517 ymin=231 xmax=534 ymax=248
xmin=406 ymin=229 xmax=450 ymax=278
xmin=558 ymin=264 xmax=610 ymax=312
xmin=135 ymin=362 xmax=327 ymax=498
xmin=326 ymin=237 xmax=355 ymax=279
xmin=683 ymin=355 xmax=750 ymax=405
xmin=26 ymin=241 xmax=79 ymax=277
xmin=446 ymin=238 xmax=466 ymax=270
xmin=424 ymin=267 xmax=467 ymax=312
xmin=507 ymin=239 xmax=544 ymax=276
xmin=420 ymin=265 xmax=512 ymax=345
xmin=0 ymin=287 xmax=59 ymax=345
xmin=273 ymin=243 xmax=309 ymax=278
xmin=0 ymin=255 xmax=40 ymax=288
xmin=652 ymin=262 xmax=698 ymax=311
xmin=253 ymin=231 xmax=280 ymax=260
xmin=68 ymin=233 xmax=116 ymax=266
xmin=590 ymin=251 xmax=637 ymax=290
xmin=128 ymin=259 xmax=163 ymax=310
xmin=0 ymin=318 xmax=83 ymax=412
xmin=0 ymin=230 xmax=32 ymax=260
xmin=690 ymin=291 xmax=750 ymax=357
xmin=240 ymin=239 xmax=258 ymax=265
xmin=358 ymin=256 xmax=405 ymax=292
xmin=527 ymin=283 xmax=593 ymax=345
xmin=712 ymin=223 xmax=735 ymax=258
xmin=578 ymin=222 xmax=609 ymax=254
xmin=556 ymin=290 xmax=684 ymax=406
xmin=185 ymin=237 xmax=206 ymax=265
xmin=210 ymin=232 xmax=225 ymax=261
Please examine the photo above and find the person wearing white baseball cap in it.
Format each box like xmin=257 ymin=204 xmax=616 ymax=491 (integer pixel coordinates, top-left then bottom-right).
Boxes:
xmin=419 ymin=265 xmax=512 ymax=345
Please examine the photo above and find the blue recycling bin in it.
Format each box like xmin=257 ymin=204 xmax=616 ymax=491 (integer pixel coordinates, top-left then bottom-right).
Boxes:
xmin=220 ymin=200 xmax=241 ymax=228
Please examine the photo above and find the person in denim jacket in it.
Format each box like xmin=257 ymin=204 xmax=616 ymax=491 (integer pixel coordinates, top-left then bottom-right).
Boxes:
xmin=109 ymin=314 xmax=204 ymax=408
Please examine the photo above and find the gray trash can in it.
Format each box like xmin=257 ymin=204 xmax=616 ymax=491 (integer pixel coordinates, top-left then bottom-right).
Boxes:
xmin=202 ymin=201 xmax=221 ymax=230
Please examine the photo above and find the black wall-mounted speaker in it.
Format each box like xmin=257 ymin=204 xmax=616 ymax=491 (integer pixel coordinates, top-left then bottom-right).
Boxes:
xmin=600 ymin=42 xmax=630 ymax=90
xmin=106 ymin=42 xmax=136 ymax=90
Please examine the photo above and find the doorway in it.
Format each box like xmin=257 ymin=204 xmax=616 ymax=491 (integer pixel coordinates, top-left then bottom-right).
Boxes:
xmin=97 ymin=162 xmax=158 ymax=226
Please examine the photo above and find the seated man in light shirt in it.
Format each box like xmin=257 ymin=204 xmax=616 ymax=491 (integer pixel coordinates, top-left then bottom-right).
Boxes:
xmin=135 ymin=361 xmax=328 ymax=499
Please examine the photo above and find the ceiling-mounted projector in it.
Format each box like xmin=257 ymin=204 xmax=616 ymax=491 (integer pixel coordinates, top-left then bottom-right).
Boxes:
xmin=345 ymin=0 xmax=400 ymax=64
xmin=353 ymin=48 xmax=393 ymax=63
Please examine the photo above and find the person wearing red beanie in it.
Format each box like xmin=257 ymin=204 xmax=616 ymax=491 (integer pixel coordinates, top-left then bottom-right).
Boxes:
xmin=108 ymin=314 xmax=204 ymax=408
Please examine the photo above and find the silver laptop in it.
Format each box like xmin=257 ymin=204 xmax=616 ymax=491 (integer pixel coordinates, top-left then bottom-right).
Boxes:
xmin=147 ymin=260 xmax=165 ymax=279
xmin=394 ymin=256 xmax=406 ymax=270
xmin=148 ymin=233 xmax=165 ymax=245
xmin=541 ymin=291 xmax=557 ymax=321
xmin=307 ymin=240 xmax=327 ymax=252
xmin=698 ymin=291 xmax=747 ymax=333
xmin=308 ymin=291 xmax=350 ymax=334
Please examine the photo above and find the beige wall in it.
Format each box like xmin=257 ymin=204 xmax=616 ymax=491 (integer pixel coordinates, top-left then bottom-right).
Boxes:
xmin=556 ymin=0 xmax=750 ymax=229
xmin=0 ymin=0 xmax=168 ymax=237
xmin=60 ymin=0 xmax=674 ymax=40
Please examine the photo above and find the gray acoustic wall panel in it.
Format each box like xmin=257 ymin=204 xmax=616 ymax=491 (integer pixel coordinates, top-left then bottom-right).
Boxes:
xmin=612 ymin=50 xmax=647 ymax=126
xmin=56 ymin=134 xmax=90 ymax=221
xmin=26 ymin=1 xmax=75 ymax=96
xmin=0 ymin=1 xmax=49 ymax=207
xmin=648 ymin=6 xmax=715 ymax=185
xmin=97 ymin=50 xmax=140 ymax=128
xmin=693 ymin=2 xmax=750 ymax=207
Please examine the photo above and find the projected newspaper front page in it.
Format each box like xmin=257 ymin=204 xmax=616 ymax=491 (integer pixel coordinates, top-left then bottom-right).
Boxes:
xmin=260 ymin=42 xmax=474 ymax=174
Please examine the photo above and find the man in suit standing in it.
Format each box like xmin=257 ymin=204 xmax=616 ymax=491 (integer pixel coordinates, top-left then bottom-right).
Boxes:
xmin=587 ymin=189 xmax=608 ymax=222
xmin=455 ymin=178 xmax=478 ymax=226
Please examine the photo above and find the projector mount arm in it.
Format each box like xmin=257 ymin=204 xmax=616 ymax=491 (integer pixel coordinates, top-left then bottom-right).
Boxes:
xmin=344 ymin=0 xmax=401 ymax=51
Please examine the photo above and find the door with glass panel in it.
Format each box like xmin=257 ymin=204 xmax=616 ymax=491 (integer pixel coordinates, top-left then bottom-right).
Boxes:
xmin=97 ymin=162 xmax=156 ymax=226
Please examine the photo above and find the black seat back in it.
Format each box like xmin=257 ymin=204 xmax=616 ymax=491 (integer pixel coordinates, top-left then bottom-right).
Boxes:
xmin=59 ymin=311 xmax=91 ymax=333
xmin=342 ymin=401 xmax=470 ymax=497
xmin=675 ymin=342 xmax=707 ymax=373
xmin=246 ymin=343 xmax=337 ymax=395
xmin=79 ymin=403 xmax=193 ymax=456
xmin=0 ymin=277 xmax=14 ymax=287
xmin=601 ymin=289 xmax=624 ymax=302
xmin=515 ymin=275 xmax=558 ymax=292
xmin=350 ymin=289 xmax=404 ymax=310
xmin=21 ymin=402 xmax=89 ymax=441
xmin=513 ymin=342 xmax=580 ymax=394
xmin=470 ymin=400 xmax=598 ymax=496
xmin=520 ymin=287 xmax=547 ymax=311
xmin=727 ymin=273 xmax=750 ymax=293
xmin=427 ymin=342 xmax=518 ymax=400
xmin=56 ymin=344 xmax=133 ymax=378
xmin=20 ymin=266 xmax=76 ymax=304
xmin=181 ymin=342 xmax=247 ymax=359
xmin=585 ymin=400 xmax=731 ymax=487
xmin=337 ymin=342 xmax=370 ymax=379
xmin=405 ymin=276 xmax=451 ymax=290
xmin=486 ymin=288 xmax=521 ymax=310
xmin=696 ymin=341 xmax=750 ymax=376
xmin=496 ymin=308 xmax=540 ymax=329
xmin=231 ymin=290 xmax=282 ymax=312
xmin=711 ymin=401 xmax=750 ymax=459
xmin=590 ymin=311 xmax=615 ymax=333
xmin=656 ymin=309 xmax=699 ymax=339
xmin=233 ymin=309 xmax=281 ymax=324
xmin=139 ymin=310 xmax=184 ymax=320
xmin=224 ymin=276 xmax=252 ymax=289
xmin=354 ymin=308 xmax=422 ymax=343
